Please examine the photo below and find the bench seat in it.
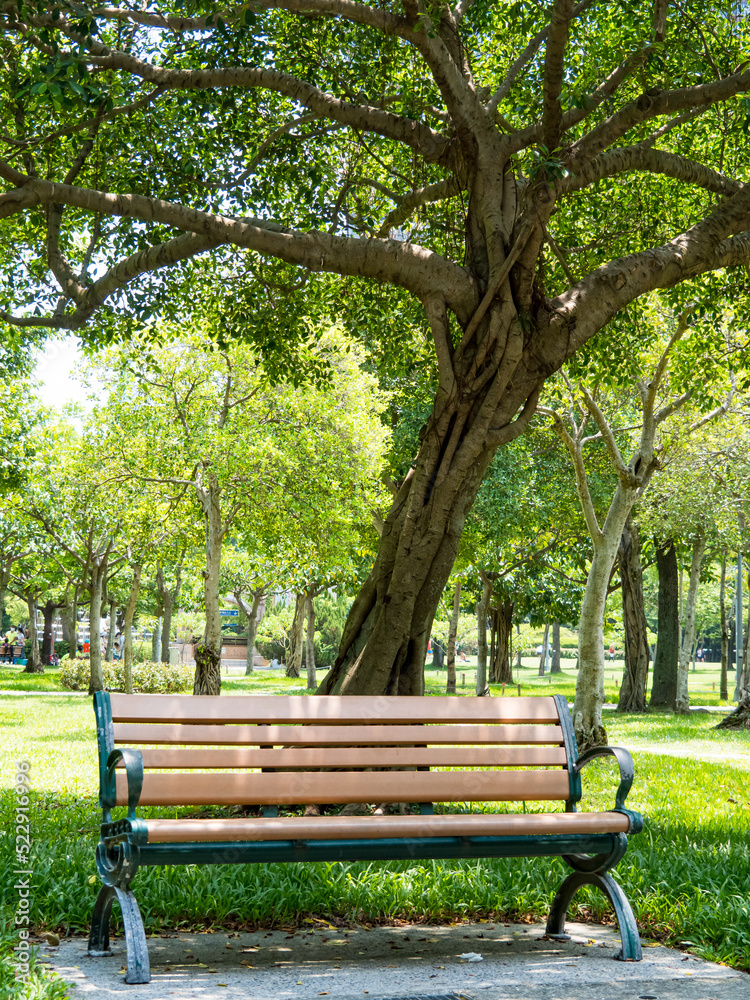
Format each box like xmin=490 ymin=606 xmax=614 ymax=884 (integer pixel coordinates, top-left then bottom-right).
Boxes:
xmin=142 ymin=810 xmax=631 ymax=842
xmin=89 ymin=690 xmax=644 ymax=985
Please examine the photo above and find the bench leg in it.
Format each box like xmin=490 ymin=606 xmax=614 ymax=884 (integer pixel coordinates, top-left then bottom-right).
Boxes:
xmin=546 ymin=870 xmax=642 ymax=962
xmin=88 ymin=884 xmax=151 ymax=984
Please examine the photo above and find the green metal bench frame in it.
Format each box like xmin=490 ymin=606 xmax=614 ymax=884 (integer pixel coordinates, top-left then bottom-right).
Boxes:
xmin=89 ymin=691 xmax=644 ymax=984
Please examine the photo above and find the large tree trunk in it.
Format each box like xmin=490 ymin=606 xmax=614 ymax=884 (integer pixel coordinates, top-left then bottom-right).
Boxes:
xmin=305 ymin=592 xmax=317 ymax=691
xmin=22 ymin=596 xmax=43 ymax=673
xmin=318 ymin=356 xmax=521 ymax=698
xmin=286 ymin=593 xmax=305 ymax=678
xmin=88 ymin=561 xmax=107 ymax=693
xmin=720 ymin=553 xmax=729 ymax=701
xmin=675 ymin=534 xmax=706 ymax=714
xmin=122 ymin=563 xmax=142 ymax=695
xmin=194 ymin=479 xmax=223 ymax=696
xmin=617 ymin=517 xmax=650 ymax=712
xmin=475 ymin=576 xmax=492 ymax=696
xmin=650 ymin=538 xmax=680 ymax=708
xmin=445 ymin=580 xmax=461 ymax=695
xmin=551 ymin=621 xmax=561 ymax=674
xmin=40 ymin=600 xmax=57 ymax=666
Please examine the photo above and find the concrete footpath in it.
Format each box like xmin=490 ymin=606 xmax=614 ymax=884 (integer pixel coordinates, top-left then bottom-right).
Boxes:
xmin=43 ymin=920 xmax=749 ymax=1000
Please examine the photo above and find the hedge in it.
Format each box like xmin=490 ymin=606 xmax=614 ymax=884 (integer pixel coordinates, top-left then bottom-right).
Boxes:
xmin=59 ymin=658 xmax=194 ymax=693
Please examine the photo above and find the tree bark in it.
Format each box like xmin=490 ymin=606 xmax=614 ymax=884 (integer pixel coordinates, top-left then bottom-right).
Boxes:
xmin=286 ymin=593 xmax=305 ymax=678
xmin=122 ymin=563 xmax=142 ymax=695
xmin=617 ymin=517 xmax=650 ymax=712
xmin=720 ymin=553 xmax=729 ymax=701
xmin=650 ymin=538 xmax=680 ymax=708
xmin=40 ymin=600 xmax=58 ymax=665
xmin=22 ymin=596 xmax=43 ymax=673
xmin=238 ymin=590 xmax=264 ymax=676
xmin=551 ymin=621 xmax=561 ymax=674
xmin=538 ymin=622 xmax=549 ymax=677
xmin=475 ymin=575 xmax=492 ymax=696
xmin=432 ymin=636 xmax=444 ymax=671
xmin=489 ymin=600 xmax=513 ymax=684
xmin=306 ymin=592 xmax=317 ymax=691
xmin=675 ymin=534 xmax=706 ymax=714
xmin=157 ymin=557 xmax=184 ymax=664
xmin=151 ymin=616 xmax=161 ymax=661
xmin=194 ymin=478 xmax=223 ymax=696
xmin=105 ymin=597 xmax=117 ymax=662
xmin=88 ymin=560 xmax=107 ymax=693
xmin=61 ymin=587 xmax=79 ymax=659
xmin=572 ymin=493 xmax=633 ymax=750
xmin=445 ymin=580 xmax=461 ymax=695
xmin=317 ymin=350 xmax=526 ymax=698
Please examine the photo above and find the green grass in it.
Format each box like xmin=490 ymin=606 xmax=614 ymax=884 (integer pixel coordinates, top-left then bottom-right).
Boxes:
xmin=1 ymin=692 xmax=749 ymax=983
xmin=1 ymin=655 xmax=737 ymax=707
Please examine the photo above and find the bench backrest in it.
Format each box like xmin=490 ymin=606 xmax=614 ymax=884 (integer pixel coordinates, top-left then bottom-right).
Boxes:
xmin=95 ymin=692 xmax=579 ymax=810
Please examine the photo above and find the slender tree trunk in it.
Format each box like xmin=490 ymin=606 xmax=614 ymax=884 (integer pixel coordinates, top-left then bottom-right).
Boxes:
xmin=61 ymin=588 xmax=79 ymax=659
xmin=617 ymin=517 xmax=650 ymax=712
xmin=88 ymin=561 xmax=106 ymax=693
xmin=286 ymin=593 xmax=305 ymax=678
xmin=194 ymin=479 xmax=223 ymax=696
xmin=650 ymin=538 xmax=680 ymax=707
xmin=157 ymin=557 xmax=184 ymax=664
xmin=675 ymin=534 xmax=706 ymax=714
xmin=551 ymin=621 xmax=561 ymax=674
xmin=445 ymin=580 xmax=461 ymax=695
xmin=122 ymin=563 xmax=142 ymax=695
xmin=40 ymin=601 xmax=56 ymax=665
xmin=151 ymin=616 xmax=161 ymax=661
xmin=573 ymin=489 xmax=636 ymax=749
xmin=240 ymin=591 xmax=264 ymax=676
xmin=489 ymin=600 xmax=513 ymax=684
xmin=538 ymin=622 xmax=550 ymax=676
xmin=432 ymin=637 xmax=444 ymax=670
xmin=22 ymin=596 xmax=43 ymax=673
xmin=105 ymin=598 xmax=117 ymax=662
xmin=475 ymin=576 xmax=492 ymax=696
xmin=720 ymin=553 xmax=729 ymax=701
xmin=306 ymin=592 xmax=317 ymax=691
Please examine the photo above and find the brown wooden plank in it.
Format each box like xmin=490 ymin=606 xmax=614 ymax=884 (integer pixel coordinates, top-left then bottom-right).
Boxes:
xmin=113 ymin=722 xmax=564 ymax=747
xmin=109 ymin=693 xmax=560 ymax=725
xmin=116 ymin=768 xmax=570 ymax=807
xmin=145 ymin=810 xmax=631 ymax=843
xmin=135 ymin=746 xmax=567 ymax=769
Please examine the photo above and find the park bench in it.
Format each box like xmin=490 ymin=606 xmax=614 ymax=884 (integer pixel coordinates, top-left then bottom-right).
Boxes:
xmin=90 ymin=691 xmax=644 ymax=984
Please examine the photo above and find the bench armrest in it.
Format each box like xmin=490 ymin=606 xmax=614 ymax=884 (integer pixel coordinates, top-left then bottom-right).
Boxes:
xmin=573 ymin=746 xmax=643 ymax=833
xmin=102 ymin=748 xmax=143 ymax=824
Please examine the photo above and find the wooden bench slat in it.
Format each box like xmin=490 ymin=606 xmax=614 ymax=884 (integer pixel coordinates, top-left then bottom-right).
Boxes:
xmin=144 ymin=809 xmax=631 ymax=843
xmin=116 ymin=768 xmax=570 ymax=806
xmin=135 ymin=746 xmax=568 ymax=769
xmin=113 ymin=722 xmax=565 ymax=746
xmin=109 ymin=693 xmax=560 ymax=725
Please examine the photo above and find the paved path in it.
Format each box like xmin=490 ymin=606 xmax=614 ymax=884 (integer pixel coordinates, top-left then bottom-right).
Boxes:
xmin=44 ymin=921 xmax=748 ymax=1000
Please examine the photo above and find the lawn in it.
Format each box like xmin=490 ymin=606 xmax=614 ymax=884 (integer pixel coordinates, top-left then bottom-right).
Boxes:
xmin=0 ymin=653 xmax=738 ymax=706
xmin=1 ymin=681 xmax=748 ymax=1000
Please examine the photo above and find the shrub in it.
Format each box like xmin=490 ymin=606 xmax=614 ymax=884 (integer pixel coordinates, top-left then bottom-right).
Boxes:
xmin=60 ymin=658 xmax=194 ymax=693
